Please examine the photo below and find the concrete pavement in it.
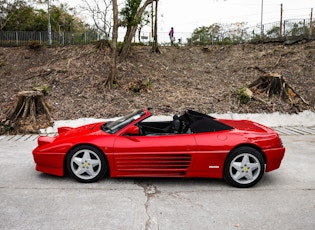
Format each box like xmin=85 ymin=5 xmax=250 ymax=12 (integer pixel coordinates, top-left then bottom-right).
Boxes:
xmin=0 ymin=132 xmax=314 ymax=229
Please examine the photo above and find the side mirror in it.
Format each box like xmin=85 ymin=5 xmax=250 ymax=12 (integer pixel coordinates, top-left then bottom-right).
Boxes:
xmin=125 ymin=125 xmax=140 ymax=135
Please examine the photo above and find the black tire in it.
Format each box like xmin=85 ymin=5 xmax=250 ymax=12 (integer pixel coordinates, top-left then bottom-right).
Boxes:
xmin=224 ymin=147 xmax=265 ymax=188
xmin=65 ymin=145 xmax=107 ymax=183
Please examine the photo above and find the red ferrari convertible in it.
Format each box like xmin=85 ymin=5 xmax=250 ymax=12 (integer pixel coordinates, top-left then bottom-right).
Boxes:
xmin=32 ymin=108 xmax=285 ymax=188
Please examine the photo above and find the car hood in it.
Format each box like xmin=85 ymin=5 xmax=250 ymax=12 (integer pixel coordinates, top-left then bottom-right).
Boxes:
xmin=36 ymin=122 xmax=109 ymax=148
xmin=57 ymin=122 xmax=108 ymax=139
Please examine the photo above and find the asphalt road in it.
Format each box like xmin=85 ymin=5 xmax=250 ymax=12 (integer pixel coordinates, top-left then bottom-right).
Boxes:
xmin=0 ymin=134 xmax=314 ymax=230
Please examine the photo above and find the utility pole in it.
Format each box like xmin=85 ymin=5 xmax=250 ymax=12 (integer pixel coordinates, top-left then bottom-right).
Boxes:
xmin=151 ymin=2 xmax=154 ymax=41
xmin=310 ymin=8 xmax=313 ymax=36
xmin=260 ymin=0 xmax=264 ymax=37
xmin=280 ymin=4 xmax=283 ymax=38
xmin=48 ymin=0 xmax=52 ymax=46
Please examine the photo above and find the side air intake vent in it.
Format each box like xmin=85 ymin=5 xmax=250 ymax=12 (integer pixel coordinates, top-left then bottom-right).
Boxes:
xmin=115 ymin=154 xmax=192 ymax=176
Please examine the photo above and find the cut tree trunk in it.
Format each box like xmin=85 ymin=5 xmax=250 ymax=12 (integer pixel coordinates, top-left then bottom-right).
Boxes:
xmin=249 ymin=73 xmax=309 ymax=112
xmin=249 ymin=73 xmax=287 ymax=99
xmin=3 ymin=91 xmax=53 ymax=133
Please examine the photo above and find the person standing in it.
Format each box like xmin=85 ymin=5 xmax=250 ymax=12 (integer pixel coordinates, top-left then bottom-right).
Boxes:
xmin=169 ymin=27 xmax=174 ymax=46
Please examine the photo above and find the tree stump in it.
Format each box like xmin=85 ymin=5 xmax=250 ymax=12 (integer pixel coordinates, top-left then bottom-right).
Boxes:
xmin=249 ymin=73 xmax=287 ymax=99
xmin=3 ymin=91 xmax=53 ymax=133
xmin=248 ymin=73 xmax=309 ymax=113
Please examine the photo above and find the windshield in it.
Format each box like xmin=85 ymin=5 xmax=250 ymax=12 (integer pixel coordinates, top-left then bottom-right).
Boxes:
xmin=102 ymin=109 xmax=145 ymax=134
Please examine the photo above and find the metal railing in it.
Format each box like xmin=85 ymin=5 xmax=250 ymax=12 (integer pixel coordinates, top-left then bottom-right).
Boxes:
xmin=191 ymin=19 xmax=314 ymax=45
xmin=0 ymin=18 xmax=314 ymax=47
xmin=0 ymin=31 xmax=100 ymax=46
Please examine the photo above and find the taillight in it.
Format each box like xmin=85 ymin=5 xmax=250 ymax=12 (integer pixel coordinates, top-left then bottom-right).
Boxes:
xmin=38 ymin=136 xmax=55 ymax=147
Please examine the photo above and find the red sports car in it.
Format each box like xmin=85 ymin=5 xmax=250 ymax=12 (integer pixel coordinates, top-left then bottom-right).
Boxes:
xmin=32 ymin=108 xmax=285 ymax=188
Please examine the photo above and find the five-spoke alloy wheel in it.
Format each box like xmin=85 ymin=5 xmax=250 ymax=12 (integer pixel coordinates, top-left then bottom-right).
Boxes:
xmin=66 ymin=145 xmax=107 ymax=183
xmin=224 ymin=147 xmax=265 ymax=188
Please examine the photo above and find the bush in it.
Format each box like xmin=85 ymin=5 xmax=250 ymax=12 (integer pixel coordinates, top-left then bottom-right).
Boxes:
xmin=28 ymin=40 xmax=41 ymax=50
xmin=236 ymin=87 xmax=252 ymax=104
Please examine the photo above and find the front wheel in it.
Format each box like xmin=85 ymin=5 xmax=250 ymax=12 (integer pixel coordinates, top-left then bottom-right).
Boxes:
xmin=66 ymin=145 xmax=107 ymax=183
xmin=224 ymin=147 xmax=265 ymax=188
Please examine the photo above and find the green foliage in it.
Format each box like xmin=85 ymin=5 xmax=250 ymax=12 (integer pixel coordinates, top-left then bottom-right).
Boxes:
xmin=117 ymin=41 xmax=124 ymax=51
xmin=191 ymin=24 xmax=221 ymax=45
xmin=249 ymin=34 xmax=262 ymax=43
xmin=0 ymin=0 xmax=25 ymax=30
xmin=4 ymin=5 xmax=47 ymax=31
xmin=236 ymin=87 xmax=251 ymax=104
xmin=41 ymin=84 xmax=49 ymax=95
xmin=120 ymin=0 xmax=142 ymax=27
xmin=0 ymin=61 xmax=5 ymax=68
xmin=32 ymin=84 xmax=49 ymax=95
xmin=191 ymin=22 xmax=248 ymax=45
xmin=2 ymin=2 xmax=85 ymax=32
xmin=49 ymin=4 xmax=85 ymax=32
xmin=133 ymin=42 xmax=144 ymax=46
xmin=266 ymin=26 xmax=280 ymax=38
xmin=4 ymin=125 xmax=14 ymax=132
xmin=128 ymin=79 xmax=152 ymax=93
xmin=145 ymin=79 xmax=152 ymax=87
xmin=288 ymin=22 xmax=308 ymax=36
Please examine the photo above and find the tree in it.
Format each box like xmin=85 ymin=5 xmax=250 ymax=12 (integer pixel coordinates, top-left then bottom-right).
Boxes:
xmin=191 ymin=22 xmax=248 ymax=45
xmin=3 ymin=4 xmax=44 ymax=31
xmin=0 ymin=0 xmax=25 ymax=30
xmin=82 ymin=0 xmax=156 ymax=58
xmin=222 ymin=22 xmax=247 ymax=43
xmin=108 ymin=0 xmax=118 ymax=89
xmin=191 ymin=24 xmax=221 ymax=45
xmin=119 ymin=0 xmax=155 ymax=60
xmin=2 ymin=1 xmax=85 ymax=32
xmin=287 ymin=21 xmax=307 ymax=37
xmin=151 ymin=0 xmax=160 ymax=53
xmin=81 ymin=0 xmax=112 ymax=39
xmin=82 ymin=0 xmax=157 ymax=88
xmin=137 ymin=9 xmax=150 ymax=42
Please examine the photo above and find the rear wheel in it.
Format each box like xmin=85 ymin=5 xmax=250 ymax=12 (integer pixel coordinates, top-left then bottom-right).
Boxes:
xmin=224 ymin=147 xmax=265 ymax=188
xmin=66 ymin=145 xmax=107 ymax=183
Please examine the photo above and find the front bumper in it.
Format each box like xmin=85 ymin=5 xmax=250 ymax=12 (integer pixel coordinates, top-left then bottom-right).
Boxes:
xmin=32 ymin=148 xmax=65 ymax=176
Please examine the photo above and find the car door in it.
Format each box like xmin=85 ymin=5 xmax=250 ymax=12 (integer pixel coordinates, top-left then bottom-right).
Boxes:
xmin=112 ymin=134 xmax=196 ymax=177
xmin=190 ymin=131 xmax=231 ymax=178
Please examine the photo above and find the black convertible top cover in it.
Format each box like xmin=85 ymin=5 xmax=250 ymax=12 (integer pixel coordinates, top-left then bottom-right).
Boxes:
xmin=184 ymin=110 xmax=233 ymax=133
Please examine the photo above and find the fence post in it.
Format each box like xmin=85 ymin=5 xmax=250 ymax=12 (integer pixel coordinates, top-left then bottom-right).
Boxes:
xmin=16 ymin=31 xmax=18 ymax=46
xmin=240 ymin=29 xmax=245 ymax=43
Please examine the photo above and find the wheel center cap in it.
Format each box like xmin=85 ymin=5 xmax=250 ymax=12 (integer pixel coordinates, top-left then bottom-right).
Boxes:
xmin=243 ymin=166 xmax=248 ymax=172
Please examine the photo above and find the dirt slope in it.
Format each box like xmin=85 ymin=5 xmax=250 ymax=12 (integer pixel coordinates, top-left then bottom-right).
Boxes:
xmin=0 ymin=42 xmax=314 ymax=132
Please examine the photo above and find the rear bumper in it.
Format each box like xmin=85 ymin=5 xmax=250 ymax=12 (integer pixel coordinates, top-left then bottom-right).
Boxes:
xmin=264 ymin=147 xmax=285 ymax=172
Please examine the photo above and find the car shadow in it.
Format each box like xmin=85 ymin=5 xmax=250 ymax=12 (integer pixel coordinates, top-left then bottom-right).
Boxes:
xmin=36 ymin=172 xmax=277 ymax=189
